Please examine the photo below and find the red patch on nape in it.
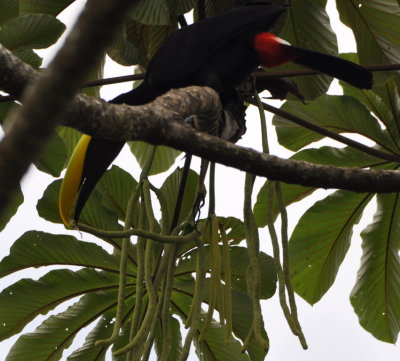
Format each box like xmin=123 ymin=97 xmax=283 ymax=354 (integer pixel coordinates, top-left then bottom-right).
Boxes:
xmin=253 ymin=32 xmax=296 ymax=68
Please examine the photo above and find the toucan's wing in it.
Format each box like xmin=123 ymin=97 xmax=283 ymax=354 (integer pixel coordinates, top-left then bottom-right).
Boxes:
xmin=147 ymin=4 xmax=285 ymax=89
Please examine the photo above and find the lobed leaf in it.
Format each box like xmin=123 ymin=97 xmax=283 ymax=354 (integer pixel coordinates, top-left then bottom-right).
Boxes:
xmin=0 ymin=14 xmax=65 ymax=51
xmin=274 ymin=95 xmax=394 ymax=152
xmin=289 ymin=190 xmax=373 ymax=304
xmin=351 ymin=193 xmax=400 ymax=343
xmin=0 ymin=269 xmax=119 ymax=341
xmin=0 ymin=231 xmax=120 ymax=278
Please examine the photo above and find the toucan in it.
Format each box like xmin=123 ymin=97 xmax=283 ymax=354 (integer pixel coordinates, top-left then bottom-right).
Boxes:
xmin=59 ymin=2 xmax=372 ymax=226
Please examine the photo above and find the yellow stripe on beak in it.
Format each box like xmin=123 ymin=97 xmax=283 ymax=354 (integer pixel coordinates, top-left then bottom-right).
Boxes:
xmin=59 ymin=134 xmax=91 ymax=227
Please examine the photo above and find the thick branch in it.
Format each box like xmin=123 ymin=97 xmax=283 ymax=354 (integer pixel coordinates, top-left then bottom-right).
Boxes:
xmin=64 ymin=98 xmax=400 ymax=193
xmin=0 ymin=0 xmax=139 ymax=216
xmin=1 ymin=43 xmax=400 ymax=196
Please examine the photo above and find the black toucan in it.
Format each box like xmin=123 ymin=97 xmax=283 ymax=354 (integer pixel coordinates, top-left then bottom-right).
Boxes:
xmin=59 ymin=3 xmax=372 ymax=226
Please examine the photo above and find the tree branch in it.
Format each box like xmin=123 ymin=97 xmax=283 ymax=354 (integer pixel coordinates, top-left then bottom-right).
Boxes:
xmin=1 ymin=43 xmax=400 ymax=199
xmin=0 ymin=0 xmax=139 ymax=217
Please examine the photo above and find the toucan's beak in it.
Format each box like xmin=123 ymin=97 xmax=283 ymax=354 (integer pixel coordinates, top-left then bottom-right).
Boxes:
xmin=59 ymin=134 xmax=92 ymax=226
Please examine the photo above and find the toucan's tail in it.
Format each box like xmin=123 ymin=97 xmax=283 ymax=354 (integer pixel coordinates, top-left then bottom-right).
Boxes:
xmin=290 ymin=46 xmax=372 ymax=89
xmin=59 ymin=82 xmax=158 ymax=226
xmin=59 ymin=136 xmax=124 ymax=225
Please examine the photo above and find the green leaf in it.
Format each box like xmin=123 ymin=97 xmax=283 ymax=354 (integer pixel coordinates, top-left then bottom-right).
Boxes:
xmin=0 ymin=268 xmax=119 ymax=341
xmin=176 ymin=246 xmax=276 ymax=300
xmin=130 ymin=0 xmax=171 ymax=25
xmin=351 ymin=193 xmax=400 ymax=343
xmin=167 ymin=0 xmax=196 ymax=16
xmin=34 ymin=131 xmax=67 ymax=177
xmin=19 ymin=0 xmax=75 ymax=16
xmin=125 ymin=20 xmax=177 ymax=65
xmin=172 ymin=280 xmax=267 ymax=360
xmin=0 ymin=0 xmax=18 ymax=24
xmin=217 ymin=216 xmax=245 ymax=242
xmin=199 ymin=0 xmax=233 ymax=18
xmin=290 ymin=190 xmax=373 ymax=304
xmin=254 ymin=181 xmax=315 ymax=227
xmin=0 ymin=14 xmax=65 ymax=50
xmin=0 ymin=183 xmax=23 ymax=232
xmin=276 ymin=0 xmax=338 ymax=99
xmin=36 ymin=179 xmax=64 ymax=224
xmin=292 ymin=146 xmax=388 ymax=168
xmin=371 ymin=75 xmax=400 ymax=128
xmin=274 ymin=95 xmax=394 ymax=152
xmin=194 ymin=322 xmax=251 ymax=361
xmin=341 ymin=72 xmax=400 ymax=145
xmin=0 ymin=231 xmax=120 ymax=278
xmin=66 ymin=311 xmax=115 ymax=361
xmin=107 ymin=23 xmax=144 ymax=66
xmin=336 ymin=0 xmax=400 ymax=85
xmin=4 ymin=290 xmax=124 ymax=361
xmin=97 ymin=165 xmax=138 ymax=222
xmin=159 ymin=166 xmax=199 ymax=227
xmin=57 ymin=126 xmax=82 ymax=160
xmin=154 ymin=315 xmax=183 ymax=361
xmin=80 ymin=56 xmax=105 ymax=98
xmin=230 ymin=289 xmax=268 ymax=361
xmin=128 ymin=142 xmax=181 ymax=176
xmin=37 ymin=179 xmax=121 ymax=231
xmin=11 ymin=48 xmax=42 ymax=67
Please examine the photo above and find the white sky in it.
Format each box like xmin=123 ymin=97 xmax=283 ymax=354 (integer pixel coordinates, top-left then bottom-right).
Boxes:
xmin=0 ymin=0 xmax=399 ymax=360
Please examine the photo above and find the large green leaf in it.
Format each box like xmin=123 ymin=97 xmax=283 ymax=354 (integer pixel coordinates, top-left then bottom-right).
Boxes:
xmin=107 ymin=22 xmax=144 ymax=66
xmin=371 ymin=75 xmax=400 ymax=127
xmin=289 ymin=190 xmax=373 ymax=304
xmin=154 ymin=315 xmax=183 ymax=361
xmin=37 ymin=179 xmax=121 ymax=231
xmin=176 ymin=246 xmax=277 ymax=300
xmin=342 ymin=74 xmax=400 ymax=149
xmin=34 ymin=131 xmax=67 ymax=176
xmin=194 ymin=322 xmax=251 ymax=361
xmin=254 ymin=145 xmax=388 ymax=228
xmin=159 ymin=166 xmax=199 ymax=228
xmin=0 ymin=0 xmax=18 ymax=24
xmin=128 ymin=142 xmax=181 ymax=176
xmin=336 ymin=0 xmax=400 ymax=85
xmin=350 ymin=193 xmax=400 ymax=343
xmin=4 ymin=290 xmax=127 ymax=361
xmin=66 ymin=312 xmax=115 ymax=361
xmin=0 ymin=14 xmax=65 ymax=50
xmin=172 ymin=279 xmax=268 ymax=360
xmin=0 ymin=231 xmax=120 ymax=278
xmin=274 ymin=95 xmax=395 ymax=152
xmin=167 ymin=0 xmax=196 ymax=16
xmin=217 ymin=216 xmax=245 ymax=242
xmin=19 ymin=0 xmax=75 ymax=16
xmin=276 ymin=0 xmax=338 ymax=99
xmin=230 ymin=289 xmax=268 ymax=361
xmin=0 ymin=268 xmax=119 ymax=340
xmin=125 ymin=20 xmax=177 ymax=66
xmin=11 ymin=48 xmax=42 ymax=67
xmin=292 ymin=145 xmax=389 ymax=168
xmin=130 ymin=0 xmax=171 ymax=25
xmin=57 ymin=126 xmax=82 ymax=160
xmin=0 ymin=183 xmax=23 ymax=232
xmin=97 ymin=165 xmax=138 ymax=222
xmin=254 ymin=181 xmax=316 ymax=227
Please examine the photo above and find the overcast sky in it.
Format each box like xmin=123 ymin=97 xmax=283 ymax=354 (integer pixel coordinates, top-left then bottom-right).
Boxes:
xmin=0 ymin=0 xmax=399 ymax=360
